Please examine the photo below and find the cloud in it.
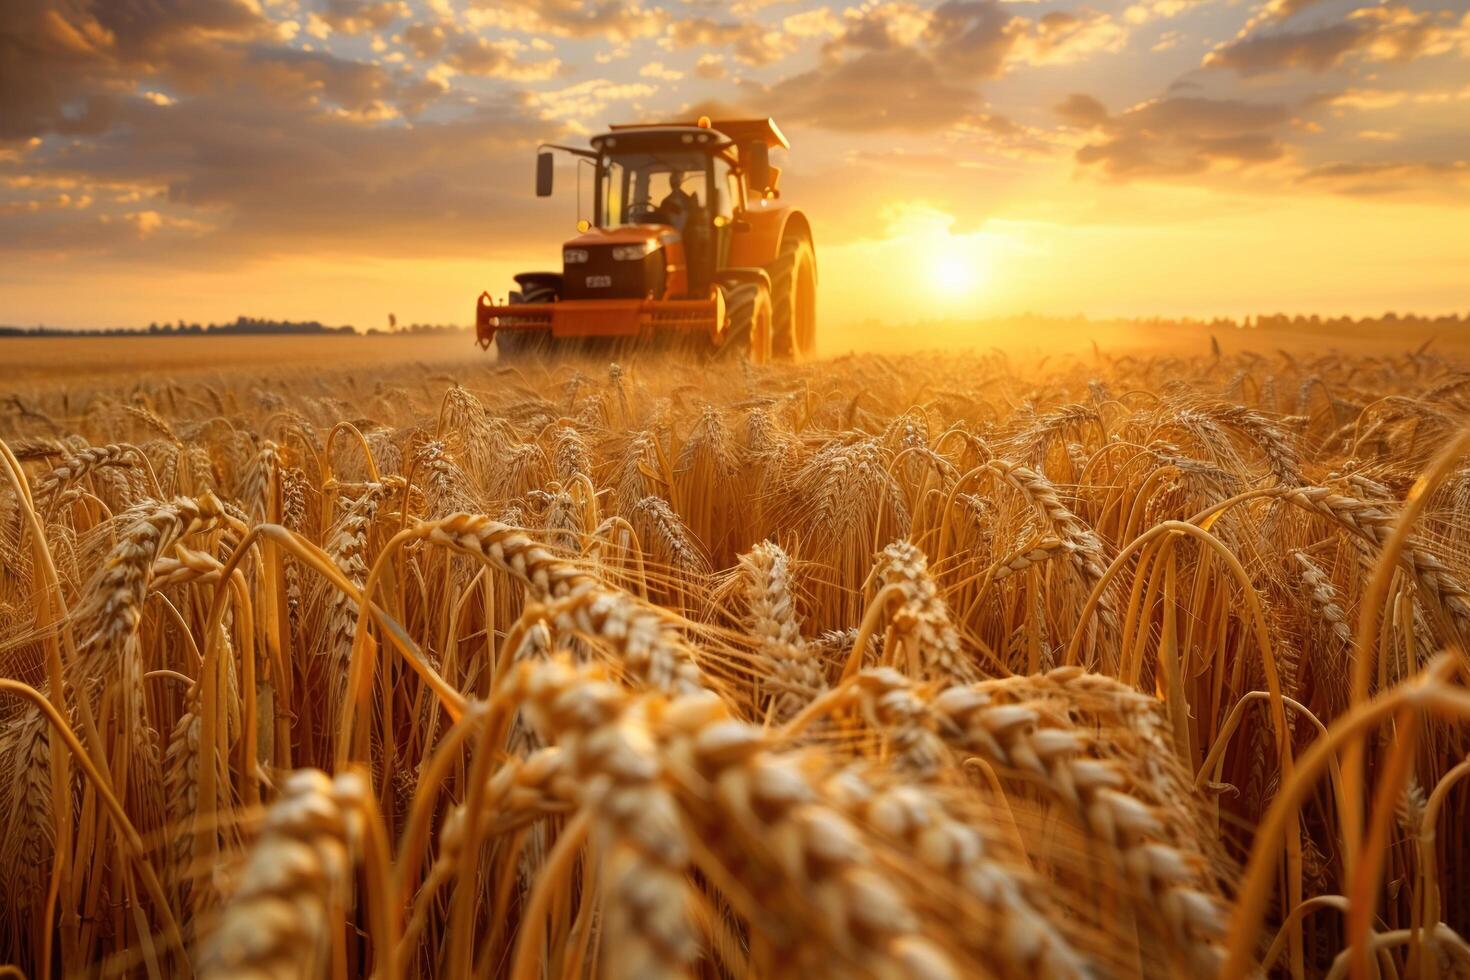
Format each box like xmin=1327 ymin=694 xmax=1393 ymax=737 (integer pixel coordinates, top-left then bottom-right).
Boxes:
xmin=1011 ymin=9 xmax=1128 ymax=66
xmin=757 ymin=47 xmax=982 ymax=131
xmin=663 ymin=16 xmax=796 ymax=65
xmin=93 ymin=0 xmax=272 ymax=49
xmin=1054 ymin=93 xmax=1109 ymax=128
xmin=1124 ymin=0 xmax=1207 ymax=26
xmin=401 ymin=22 xmax=449 ymax=59
xmin=0 ymin=4 xmax=124 ymax=140
xmin=1205 ymin=3 xmax=1467 ymax=75
xmin=1299 ymin=159 xmax=1470 ymax=197
xmin=525 ymin=80 xmax=657 ymax=126
xmin=924 ymin=0 xmax=1024 ymax=76
xmin=639 ymin=61 xmax=684 ymax=81
xmin=782 ymin=8 xmax=842 ymax=39
xmin=0 ymin=0 xmax=567 ymax=266
xmin=0 ymin=0 xmax=451 ymax=141
xmin=719 ymin=2 xmax=1015 ymax=133
xmin=1314 ymin=84 xmax=1470 ymax=112
xmin=2 ymin=90 xmax=553 ymax=259
xmin=1062 ymin=94 xmax=1292 ymax=177
xmin=461 ymin=0 xmax=829 ymax=65
xmin=443 ymin=35 xmax=562 ymax=79
xmin=715 ymin=0 xmax=1128 ymax=134
xmin=693 ymin=54 xmax=726 ymax=79
xmin=465 ymin=0 xmax=662 ymax=42
xmin=318 ymin=0 xmax=409 ymax=36
xmin=225 ymin=45 xmax=401 ymax=114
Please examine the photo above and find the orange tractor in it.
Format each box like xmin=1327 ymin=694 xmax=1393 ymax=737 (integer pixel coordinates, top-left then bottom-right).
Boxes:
xmin=476 ymin=117 xmax=816 ymax=361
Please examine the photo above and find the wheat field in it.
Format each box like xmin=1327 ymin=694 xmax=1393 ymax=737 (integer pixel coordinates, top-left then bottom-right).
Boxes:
xmin=2 ymin=339 xmax=1469 ymax=979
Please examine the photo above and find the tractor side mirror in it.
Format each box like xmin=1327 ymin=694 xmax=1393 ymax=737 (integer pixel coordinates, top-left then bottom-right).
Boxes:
xmin=745 ymin=142 xmax=771 ymax=193
xmin=535 ymin=151 xmax=554 ymax=197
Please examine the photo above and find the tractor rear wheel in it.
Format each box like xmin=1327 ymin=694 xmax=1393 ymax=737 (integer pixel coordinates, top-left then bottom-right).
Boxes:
xmin=497 ymin=285 xmax=555 ymax=359
xmin=769 ymin=236 xmax=816 ymax=360
xmin=719 ymin=282 xmax=772 ymax=364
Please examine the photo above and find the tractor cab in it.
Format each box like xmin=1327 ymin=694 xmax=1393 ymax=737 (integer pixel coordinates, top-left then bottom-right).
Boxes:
xmin=585 ymin=127 xmax=736 ymax=299
xmin=540 ymin=119 xmax=780 ymax=303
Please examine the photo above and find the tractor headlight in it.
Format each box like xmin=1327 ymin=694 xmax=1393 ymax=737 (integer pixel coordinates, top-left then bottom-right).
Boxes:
xmin=563 ymin=249 xmax=589 ymax=264
xmin=611 ymin=242 xmax=658 ymax=261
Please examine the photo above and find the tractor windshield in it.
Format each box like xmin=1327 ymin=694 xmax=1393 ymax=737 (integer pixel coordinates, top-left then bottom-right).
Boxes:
xmin=597 ymin=150 xmax=711 ymax=232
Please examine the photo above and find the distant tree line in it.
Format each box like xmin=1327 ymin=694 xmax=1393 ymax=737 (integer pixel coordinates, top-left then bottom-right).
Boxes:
xmin=0 ymin=315 xmax=358 ymax=337
xmin=895 ymin=312 xmax=1470 ymax=333
xmin=1127 ymin=312 xmax=1470 ymax=332
xmin=364 ymin=323 xmax=468 ymax=336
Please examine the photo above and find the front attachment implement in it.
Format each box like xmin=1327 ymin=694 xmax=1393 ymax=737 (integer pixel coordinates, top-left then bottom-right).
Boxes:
xmin=475 ymin=292 xmax=727 ymax=351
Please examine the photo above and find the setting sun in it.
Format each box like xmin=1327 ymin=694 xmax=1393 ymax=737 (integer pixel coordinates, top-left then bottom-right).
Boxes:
xmin=926 ymin=246 xmax=983 ymax=297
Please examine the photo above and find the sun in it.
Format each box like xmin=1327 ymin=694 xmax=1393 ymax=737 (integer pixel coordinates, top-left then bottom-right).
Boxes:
xmin=880 ymin=201 xmax=986 ymax=300
xmin=920 ymin=235 xmax=990 ymax=299
xmin=929 ymin=250 xmax=978 ymax=296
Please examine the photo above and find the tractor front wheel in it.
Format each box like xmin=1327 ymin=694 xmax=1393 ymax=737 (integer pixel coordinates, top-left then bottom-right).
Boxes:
xmin=720 ymin=282 xmax=772 ymax=364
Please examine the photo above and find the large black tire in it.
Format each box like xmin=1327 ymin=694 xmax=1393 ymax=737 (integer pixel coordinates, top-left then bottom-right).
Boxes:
xmin=496 ymin=284 xmax=555 ymax=359
xmin=769 ymin=236 xmax=816 ymax=360
xmin=719 ymin=282 xmax=772 ymax=364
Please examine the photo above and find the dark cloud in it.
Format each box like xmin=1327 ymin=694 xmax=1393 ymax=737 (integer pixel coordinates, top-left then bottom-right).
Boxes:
xmin=726 ymin=0 xmax=1125 ymax=134
xmin=0 ymin=0 xmax=561 ymax=265
xmin=724 ymin=1 xmax=1024 ymax=133
xmin=758 ymin=48 xmax=980 ymax=132
xmin=820 ymin=1 xmax=1021 ymax=77
xmin=444 ymin=36 xmax=518 ymax=76
xmin=1206 ymin=19 xmax=1375 ymax=73
xmin=230 ymin=45 xmax=399 ymax=113
xmin=1055 ymin=93 xmax=1109 ymax=128
xmin=0 ymin=1 xmax=133 ymax=140
xmin=926 ymin=0 xmax=1023 ymax=77
xmin=401 ymin=22 xmax=447 ymax=59
xmin=1299 ymin=159 xmax=1470 ymax=196
xmin=1067 ymin=95 xmax=1291 ymax=177
xmin=92 ymin=0 xmax=269 ymax=50
xmin=2 ymin=91 xmax=553 ymax=259
xmin=1205 ymin=4 xmax=1453 ymax=75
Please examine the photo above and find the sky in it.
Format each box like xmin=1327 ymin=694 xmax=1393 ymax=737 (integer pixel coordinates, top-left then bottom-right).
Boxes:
xmin=1 ymin=0 xmax=1468 ymax=332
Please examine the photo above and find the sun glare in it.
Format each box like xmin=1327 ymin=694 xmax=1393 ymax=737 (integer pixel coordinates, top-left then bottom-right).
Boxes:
xmin=880 ymin=202 xmax=989 ymax=301
xmin=928 ymin=250 xmax=977 ymax=295
xmin=918 ymin=231 xmax=990 ymax=301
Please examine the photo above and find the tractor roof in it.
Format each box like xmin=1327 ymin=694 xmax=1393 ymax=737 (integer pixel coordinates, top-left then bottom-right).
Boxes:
xmin=604 ymin=117 xmax=789 ymax=149
xmin=591 ymin=126 xmax=723 ymax=153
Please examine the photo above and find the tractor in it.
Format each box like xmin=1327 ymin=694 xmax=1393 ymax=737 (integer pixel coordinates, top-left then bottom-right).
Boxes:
xmin=475 ymin=116 xmax=816 ymax=362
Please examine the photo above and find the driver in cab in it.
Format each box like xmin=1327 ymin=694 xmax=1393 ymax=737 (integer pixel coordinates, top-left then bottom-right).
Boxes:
xmin=657 ymin=170 xmax=699 ymax=232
